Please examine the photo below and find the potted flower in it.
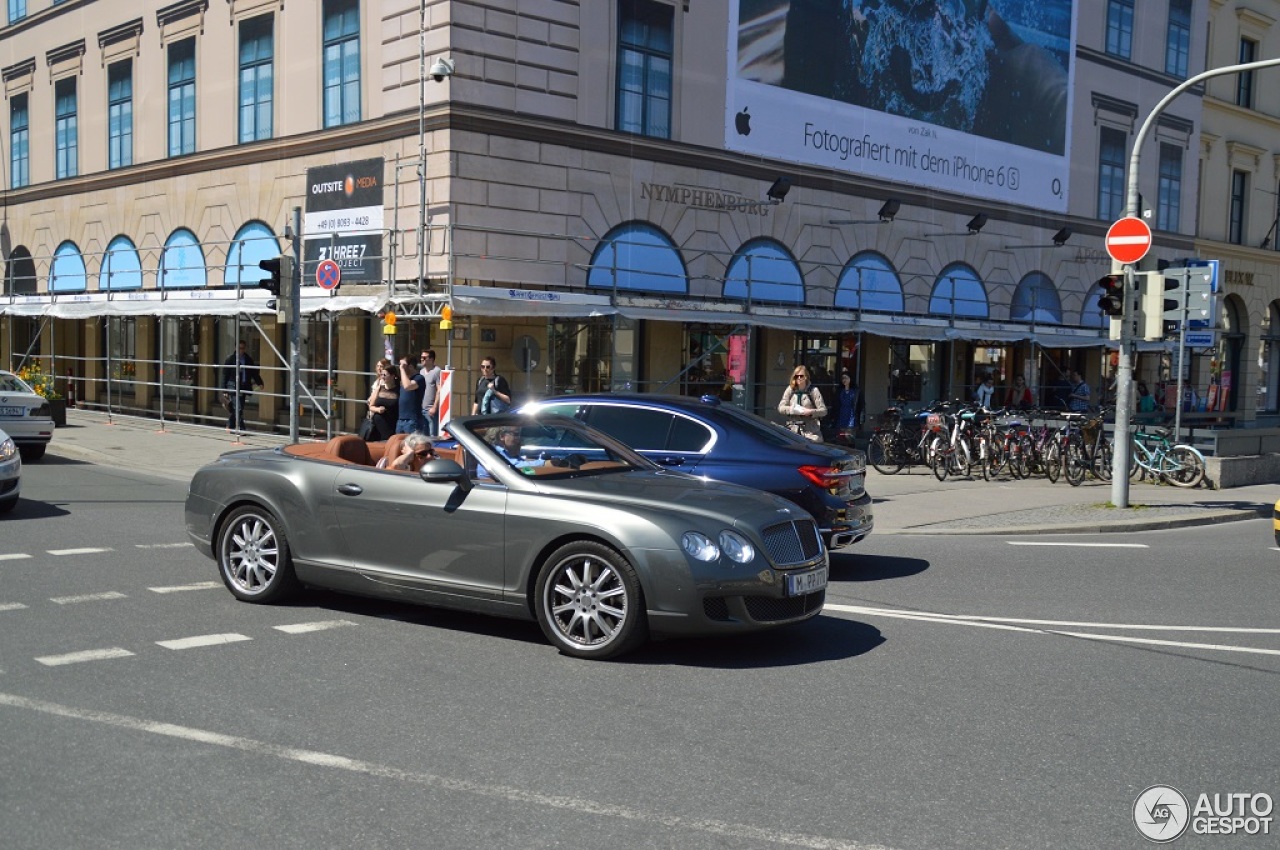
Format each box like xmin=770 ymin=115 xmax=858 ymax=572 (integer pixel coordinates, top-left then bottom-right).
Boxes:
xmin=16 ymin=364 xmax=66 ymax=427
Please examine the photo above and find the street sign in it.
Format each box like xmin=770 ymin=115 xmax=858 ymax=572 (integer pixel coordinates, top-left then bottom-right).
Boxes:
xmin=315 ymin=258 xmax=341 ymax=290
xmin=1104 ymin=216 xmax=1153 ymax=264
xmin=1183 ymin=330 xmax=1217 ymax=348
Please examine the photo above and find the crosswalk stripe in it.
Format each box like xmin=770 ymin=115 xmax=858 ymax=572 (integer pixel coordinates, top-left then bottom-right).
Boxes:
xmin=0 ymin=602 xmax=28 ymax=612
xmin=156 ymin=633 xmax=252 ymax=650
xmin=134 ymin=543 xmax=195 ymax=550
xmin=47 ymin=547 xmax=113 ymax=556
xmin=50 ymin=591 xmax=127 ymax=605
xmin=0 ymin=553 xmax=32 ymax=562
xmin=36 ymin=648 xmax=135 ymax=666
xmin=147 ymin=581 xmax=221 ymax=594
xmin=274 ymin=620 xmax=357 ymax=634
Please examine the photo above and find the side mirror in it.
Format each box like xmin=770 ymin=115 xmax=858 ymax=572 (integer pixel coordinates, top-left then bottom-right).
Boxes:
xmin=419 ymin=458 xmax=471 ymax=493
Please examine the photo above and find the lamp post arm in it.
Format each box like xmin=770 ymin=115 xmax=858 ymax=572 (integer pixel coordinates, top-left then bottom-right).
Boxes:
xmin=1127 ymin=57 xmax=1280 ymax=218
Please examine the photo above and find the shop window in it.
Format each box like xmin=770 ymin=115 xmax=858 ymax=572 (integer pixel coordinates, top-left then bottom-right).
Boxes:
xmin=929 ymin=263 xmax=987 ymax=318
xmin=1010 ymin=272 xmax=1062 ymax=324
xmin=105 ymin=316 xmax=137 ymax=397
xmin=225 ymin=221 xmax=279 ymax=287
xmin=49 ymin=241 xmax=87 ymax=292
xmin=684 ymin=325 xmax=748 ymax=402
xmin=888 ymin=341 xmax=935 ymax=404
xmin=102 ymin=235 xmax=143 ymax=290
xmin=586 ymin=222 xmax=686 ymax=294
xmin=835 ymin=251 xmax=904 ymax=312
xmin=159 ymin=316 xmax=199 ymax=400
xmin=723 ymin=238 xmax=803 ymax=303
xmin=1257 ymin=303 xmax=1280 ymax=414
xmin=160 ymin=228 xmax=207 ymax=288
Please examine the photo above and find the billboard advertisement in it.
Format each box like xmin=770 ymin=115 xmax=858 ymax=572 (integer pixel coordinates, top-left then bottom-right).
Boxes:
xmin=729 ymin=1 xmax=1076 ymax=212
xmin=303 ymin=157 xmax=385 ymax=284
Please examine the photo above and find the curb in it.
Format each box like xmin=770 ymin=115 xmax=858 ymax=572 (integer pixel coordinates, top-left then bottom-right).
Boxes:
xmin=882 ymin=509 xmax=1265 ymax=535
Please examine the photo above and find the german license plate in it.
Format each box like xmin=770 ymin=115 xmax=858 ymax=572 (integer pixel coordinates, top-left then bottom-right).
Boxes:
xmin=0 ymin=406 xmax=22 ymax=417
xmin=784 ymin=567 xmax=828 ymax=596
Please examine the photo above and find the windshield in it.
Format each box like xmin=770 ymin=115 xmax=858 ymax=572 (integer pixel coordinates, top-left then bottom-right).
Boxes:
xmin=455 ymin=416 xmax=655 ymax=481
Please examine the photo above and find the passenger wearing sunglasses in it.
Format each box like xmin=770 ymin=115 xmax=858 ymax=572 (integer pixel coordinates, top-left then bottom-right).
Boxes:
xmin=777 ymin=365 xmax=827 ymax=442
xmin=380 ymin=432 xmax=435 ymax=472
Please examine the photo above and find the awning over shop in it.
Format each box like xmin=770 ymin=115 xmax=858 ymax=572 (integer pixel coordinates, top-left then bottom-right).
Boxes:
xmin=0 ymin=288 xmax=383 ymax=317
xmin=451 ymin=285 xmax=615 ymax=317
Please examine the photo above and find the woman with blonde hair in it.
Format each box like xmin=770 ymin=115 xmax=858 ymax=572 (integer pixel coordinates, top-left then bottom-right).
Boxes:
xmin=777 ymin=365 xmax=827 ymax=441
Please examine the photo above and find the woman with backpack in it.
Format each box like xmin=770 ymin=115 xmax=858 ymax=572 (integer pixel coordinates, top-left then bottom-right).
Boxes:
xmin=778 ymin=365 xmax=827 ymax=442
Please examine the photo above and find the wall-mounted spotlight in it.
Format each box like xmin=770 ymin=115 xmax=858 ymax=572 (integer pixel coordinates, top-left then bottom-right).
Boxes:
xmin=878 ymin=198 xmax=901 ymax=222
xmin=966 ymin=213 xmax=988 ymax=234
xmin=429 ymin=57 xmax=455 ymax=82
xmin=766 ymin=177 xmax=792 ymax=204
xmin=1052 ymin=227 xmax=1072 ymax=246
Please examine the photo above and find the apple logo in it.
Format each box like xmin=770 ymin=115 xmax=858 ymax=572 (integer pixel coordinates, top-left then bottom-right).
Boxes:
xmin=735 ymin=107 xmax=751 ymax=136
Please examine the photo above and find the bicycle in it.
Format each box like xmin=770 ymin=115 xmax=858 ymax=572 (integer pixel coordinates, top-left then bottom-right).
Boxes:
xmin=929 ymin=402 xmax=976 ymax=481
xmin=1062 ymin=409 xmax=1113 ymax=487
xmin=1127 ymin=425 xmax=1206 ymax=488
xmin=868 ymin=403 xmax=939 ymax=475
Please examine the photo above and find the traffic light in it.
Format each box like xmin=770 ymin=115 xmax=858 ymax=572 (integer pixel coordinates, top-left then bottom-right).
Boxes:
xmin=1140 ymin=272 xmax=1185 ymax=340
xmin=257 ymin=255 xmax=294 ymax=319
xmin=1095 ymin=274 xmax=1125 ymax=317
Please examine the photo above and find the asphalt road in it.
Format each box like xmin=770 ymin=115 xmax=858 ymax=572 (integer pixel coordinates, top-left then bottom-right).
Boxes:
xmin=2 ymin=456 xmax=1276 ymax=849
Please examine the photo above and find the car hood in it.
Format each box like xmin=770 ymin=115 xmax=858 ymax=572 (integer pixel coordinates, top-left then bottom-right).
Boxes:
xmin=536 ymin=469 xmax=804 ymax=528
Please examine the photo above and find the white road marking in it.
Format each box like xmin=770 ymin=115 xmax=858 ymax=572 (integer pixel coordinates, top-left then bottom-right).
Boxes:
xmin=1006 ymin=541 xmax=1149 ymax=548
xmin=0 ymin=692 xmax=897 ymax=850
xmin=0 ymin=553 xmax=32 ymax=561
xmin=0 ymin=602 xmax=27 ymax=612
xmin=156 ymin=633 xmax=252 ymax=650
xmin=274 ymin=620 xmax=357 ymax=634
xmin=50 ymin=591 xmax=127 ymax=605
xmin=148 ymin=581 xmax=221 ymax=594
xmin=825 ymin=604 xmax=1280 ymax=658
xmin=35 ymin=648 xmax=135 ymax=666
xmin=135 ymin=542 xmax=194 ymax=550
xmin=47 ymin=547 xmax=113 ymax=556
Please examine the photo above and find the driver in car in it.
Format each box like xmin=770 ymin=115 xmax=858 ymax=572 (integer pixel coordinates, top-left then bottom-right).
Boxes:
xmin=476 ymin=427 xmax=547 ymax=478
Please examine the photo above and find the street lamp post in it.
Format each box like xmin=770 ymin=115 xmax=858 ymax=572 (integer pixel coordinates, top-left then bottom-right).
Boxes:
xmin=1111 ymin=56 xmax=1280 ymax=507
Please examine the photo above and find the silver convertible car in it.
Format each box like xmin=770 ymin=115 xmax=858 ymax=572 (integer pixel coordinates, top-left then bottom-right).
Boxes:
xmin=185 ymin=414 xmax=828 ymax=659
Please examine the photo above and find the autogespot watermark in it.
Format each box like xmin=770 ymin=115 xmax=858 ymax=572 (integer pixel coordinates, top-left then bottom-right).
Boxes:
xmin=1134 ymin=785 xmax=1274 ymax=842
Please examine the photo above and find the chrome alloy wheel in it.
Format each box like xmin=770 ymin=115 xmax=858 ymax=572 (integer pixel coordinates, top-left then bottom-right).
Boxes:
xmin=535 ymin=541 xmax=646 ymax=659
xmin=217 ymin=506 xmax=297 ymax=603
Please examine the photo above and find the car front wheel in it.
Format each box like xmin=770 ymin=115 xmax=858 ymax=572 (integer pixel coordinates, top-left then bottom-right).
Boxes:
xmin=534 ymin=541 xmax=647 ymax=659
xmin=216 ymin=505 xmax=299 ymax=603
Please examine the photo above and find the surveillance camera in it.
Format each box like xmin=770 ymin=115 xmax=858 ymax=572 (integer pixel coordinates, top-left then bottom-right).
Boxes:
xmin=429 ymin=57 xmax=454 ymax=82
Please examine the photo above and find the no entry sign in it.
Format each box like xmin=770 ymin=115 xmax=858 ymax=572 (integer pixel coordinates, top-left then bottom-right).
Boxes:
xmin=1105 ymin=217 xmax=1153 ymax=265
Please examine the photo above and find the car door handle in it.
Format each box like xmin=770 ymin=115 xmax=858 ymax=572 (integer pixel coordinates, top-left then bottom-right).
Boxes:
xmin=653 ymin=456 xmax=685 ymax=466
xmin=336 ymin=483 xmax=364 ymax=496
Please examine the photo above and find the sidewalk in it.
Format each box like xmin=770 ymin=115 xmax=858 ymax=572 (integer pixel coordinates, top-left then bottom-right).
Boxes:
xmin=44 ymin=408 xmax=1275 ymax=535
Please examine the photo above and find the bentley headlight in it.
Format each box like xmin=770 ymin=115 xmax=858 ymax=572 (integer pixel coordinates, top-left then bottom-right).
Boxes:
xmin=718 ymin=530 xmax=755 ymax=564
xmin=0 ymin=438 xmax=14 ymax=461
xmin=681 ymin=531 xmax=719 ymax=562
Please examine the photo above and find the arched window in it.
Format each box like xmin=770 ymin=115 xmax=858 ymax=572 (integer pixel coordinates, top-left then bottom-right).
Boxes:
xmin=929 ymin=263 xmax=987 ymax=318
xmin=102 ymin=235 xmax=143 ymax=290
xmin=835 ymin=251 xmax=905 ymax=312
xmin=1078 ymin=291 xmax=1108 ymax=327
xmin=1010 ymin=272 xmax=1062 ymax=324
xmin=159 ymin=228 xmax=207 ymax=289
xmin=5 ymin=246 xmax=38 ymax=295
xmin=49 ymin=241 xmax=87 ymax=292
xmin=723 ymin=237 xmax=803 ymax=303
xmin=225 ymin=221 xmax=279 ymax=288
xmin=586 ymin=222 xmax=686 ymax=294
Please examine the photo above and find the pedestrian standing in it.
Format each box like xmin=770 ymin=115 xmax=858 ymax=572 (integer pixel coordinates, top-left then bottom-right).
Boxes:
xmin=834 ymin=371 xmax=863 ymax=432
xmin=778 ymin=365 xmax=826 ymax=442
xmin=396 ymin=354 xmax=426 ymax=434
xmin=974 ymin=373 xmax=996 ymax=409
xmin=471 ymin=356 xmax=512 ymax=415
xmin=221 ymin=340 xmax=264 ymax=433
xmin=1067 ymin=370 xmax=1091 ymax=412
xmin=419 ymin=349 xmax=443 ymax=436
xmin=365 ymin=359 xmax=399 ymax=441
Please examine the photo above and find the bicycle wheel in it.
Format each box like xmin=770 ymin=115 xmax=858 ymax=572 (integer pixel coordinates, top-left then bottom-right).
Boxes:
xmin=869 ymin=433 xmax=903 ymax=475
xmin=1093 ymin=437 xmax=1113 ymax=482
xmin=1044 ymin=440 xmax=1062 ymax=484
xmin=1128 ymin=438 xmax=1144 ymax=481
xmin=931 ymin=437 xmax=949 ymax=481
xmin=985 ymin=436 xmax=1006 ymax=480
xmin=953 ymin=437 xmax=973 ymax=479
xmin=1010 ymin=435 xmax=1032 ymax=479
xmin=1064 ymin=440 xmax=1086 ymax=487
xmin=1164 ymin=446 xmax=1206 ymax=489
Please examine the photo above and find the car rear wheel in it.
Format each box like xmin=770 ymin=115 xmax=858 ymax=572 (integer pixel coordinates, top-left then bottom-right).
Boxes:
xmin=534 ymin=541 xmax=647 ymax=660
xmin=217 ymin=505 xmax=299 ymax=603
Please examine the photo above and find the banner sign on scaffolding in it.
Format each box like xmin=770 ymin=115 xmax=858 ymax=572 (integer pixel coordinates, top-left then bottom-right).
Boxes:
xmin=303 ymin=157 xmax=385 ymax=284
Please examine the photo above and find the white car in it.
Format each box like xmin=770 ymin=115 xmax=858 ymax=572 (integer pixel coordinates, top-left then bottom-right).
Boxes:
xmin=0 ymin=370 xmax=54 ymax=461
xmin=0 ymin=427 xmax=20 ymax=514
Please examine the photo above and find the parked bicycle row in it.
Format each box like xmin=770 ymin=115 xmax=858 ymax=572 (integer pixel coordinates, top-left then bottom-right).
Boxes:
xmin=867 ymin=401 xmax=1206 ymax=488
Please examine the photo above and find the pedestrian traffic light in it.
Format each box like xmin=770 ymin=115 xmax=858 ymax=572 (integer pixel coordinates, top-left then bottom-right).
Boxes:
xmin=1095 ymin=274 xmax=1125 ymax=317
